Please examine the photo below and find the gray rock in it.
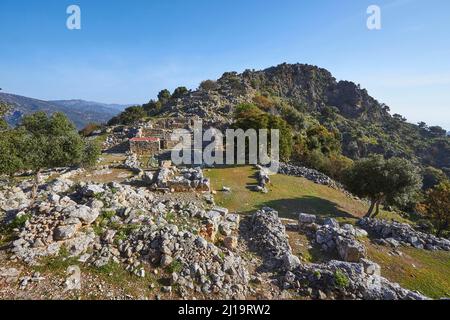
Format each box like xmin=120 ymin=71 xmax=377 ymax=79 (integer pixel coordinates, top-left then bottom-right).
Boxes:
xmin=53 ymin=223 xmax=81 ymax=241
xmin=160 ymin=254 xmax=173 ymax=268
xmin=323 ymin=218 xmax=339 ymax=229
xmin=195 ymin=236 xmax=208 ymax=249
xmin=298 ymin=213 xmax=317 ymax=225
xmin=282 ymin=253 xmax=301 ymax=271
xmin=63 ymin=205 xmax=100 ymax=225
xmin=336 ymin=236 xmax=366 ymax=262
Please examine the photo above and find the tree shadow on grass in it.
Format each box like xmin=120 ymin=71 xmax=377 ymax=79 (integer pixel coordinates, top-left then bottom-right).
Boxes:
xmin=240 ymin=196 xmax=356 ymax=220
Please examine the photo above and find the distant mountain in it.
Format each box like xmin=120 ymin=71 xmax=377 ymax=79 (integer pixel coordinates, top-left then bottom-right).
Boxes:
xmin=0 ymin=93 xmax=129 ymax=129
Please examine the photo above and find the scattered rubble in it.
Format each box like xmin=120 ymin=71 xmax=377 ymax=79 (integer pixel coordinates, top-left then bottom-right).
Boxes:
xmin=276 ymin=163 xmax=354 ymax=197
xmin=122 ymin=153 xmax=142 ymax=173
xmin=298 ymin=214 xmax=367 ymax=262
xmin=144 ymin=167 xmax=210 ymax=192
xmin=358 ymin=218 xmax=450 ymax=251
xmin=249 ymin=208 xmax=428 ymax=300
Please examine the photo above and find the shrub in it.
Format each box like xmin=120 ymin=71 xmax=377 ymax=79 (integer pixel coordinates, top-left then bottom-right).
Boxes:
xmin=334 ymin=269 xmax=350 ymax=288
xmin=166 ymin=260 xmax=183 ymax=273
xmin=79 ymin=123 xmax=102 ymax=137
xmin=172 ymin=86 xmax=189 ymax=99
xmin=416 ymin=180 xmax=450 ymax=237
xmin=199 ymin=80 xmax=219 ymax=92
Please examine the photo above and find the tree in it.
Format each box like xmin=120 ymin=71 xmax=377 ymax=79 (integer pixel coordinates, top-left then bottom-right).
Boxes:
xmin=143 ymin=99 xmax=162 ymax=114
xmin=428 ymin=126 xmax=447 ymax=137
xmin=344 ymin=155 xmax=422 ymax=217
xmin=0 ymin=112 xmax=100 ymax=194
xmin=0 ymin=130 xmax=25 ymax=177
xmin=171 ymin=86 xmax=188 ymax=99
xmin=199 ymin=80 xmax=219 ymax=92
xmin=417 ymin=121 xmax=427 ymax=130
xmin=232 ymin=103 xmax=292 ymax=161
xmin=417 ymin=181 xmax=450 ymax=237
xmin=108 ymin=106 xmax=146 ymax=126
xmin=0 ymin=112 xmax=99 ymax=199
xmin=79 ymin=123 xmax=102 ymax=137
xmin=393 ymin=114 xmax=406 ymax=122
xmin=18 ymin=112 xmax=86 ymax=197
xmin=422 ymin=166 xmax=447 ymax=191
xmin=157 ymin=89 xmax=171 ymax=104
xmin=305 ymin=125 xmax=341 ymax=155
xmin=82 ymin=140 xmax=101 ymax=168
xmin=0 ymin=102 xmax=11 ymax=131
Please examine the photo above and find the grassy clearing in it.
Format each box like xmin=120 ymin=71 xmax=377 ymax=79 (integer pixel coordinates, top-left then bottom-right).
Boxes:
xmin=98 ymin=153 xmax=127 ymax=166
xmin=205 ymin=166 xmax=402 ymax=222
xmin=72 ymin=168 xmax=133 ymax=184
xmin=364 ymin=240 xmax=450 ymax=299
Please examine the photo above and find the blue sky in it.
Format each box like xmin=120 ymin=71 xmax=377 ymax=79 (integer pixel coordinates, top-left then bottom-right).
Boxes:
xmin=0 ymin=0 xmax=449 ymax=129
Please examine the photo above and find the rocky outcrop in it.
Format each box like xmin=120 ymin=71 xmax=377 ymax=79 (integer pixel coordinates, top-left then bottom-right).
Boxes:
xmin=110 ymin=223 xmax=250 ymax=298
xmin=285 ymin=259 xmax=428 ymax=300
xmin=3 ymin=176 xmax=250 ymax=299
xmin=145 ymin=167 xmax=210 ymax=192
xmin=250 ymin=208 xmax=300 ymax=271
xmin=358 ymin=218 xmax=450 ymax=251
xmin=299 ymin=214 xmax=368 ymax=263
xmin=253 ymin=166 xmax=270 ymax=193
xmin=122 ymin=153 xmax=141 ymax=173
xmin=251 ymin=208 xmax=428 ymax=300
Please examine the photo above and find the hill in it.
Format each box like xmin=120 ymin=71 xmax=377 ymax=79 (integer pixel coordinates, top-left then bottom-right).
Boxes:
xmin=142 ymin=63 xmax=449 ymax=175
xmin=0 ymin=93 xmax=128 ymax=129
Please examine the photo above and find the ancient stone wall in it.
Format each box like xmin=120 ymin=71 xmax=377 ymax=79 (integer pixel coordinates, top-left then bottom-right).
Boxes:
xmin=129 ymin=138 xmax=160 ymax=156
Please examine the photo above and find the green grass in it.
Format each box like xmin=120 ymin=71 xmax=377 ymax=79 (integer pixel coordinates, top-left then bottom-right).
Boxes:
xmin=34 ymin=246 xmax=80 ymax=275
xmin=0 ymin=214 xmax=32 ymax=247
xmin=365 ymin=240 xmax=450 ymax=299
xmin=206 ymin=165 xmax=450 ymax=299
xmin=334 ymin=270 xmax=350 ymax=288
xmin=205 ymin=166 xmax=400 ymax=222
xmin=166 ymin=260 xmax=183 ymax=274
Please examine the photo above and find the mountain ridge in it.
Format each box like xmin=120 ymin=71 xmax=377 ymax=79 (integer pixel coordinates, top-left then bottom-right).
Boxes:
xmin=0 ymin=92 xmax=129 ymax=129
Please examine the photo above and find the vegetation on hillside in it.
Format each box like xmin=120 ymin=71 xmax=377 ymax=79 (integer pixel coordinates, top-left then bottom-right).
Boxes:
xmin=343 ymin=155 xmax=422 ymax=217
xmin=0 ymin=111 xmax=100 ymax=196
xmin=417 ymin=181 xmax=450 ymax=237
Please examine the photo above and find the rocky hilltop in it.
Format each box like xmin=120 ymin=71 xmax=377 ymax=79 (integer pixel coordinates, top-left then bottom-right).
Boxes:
xmin=150 ymin=63 xmax=449 ymax=174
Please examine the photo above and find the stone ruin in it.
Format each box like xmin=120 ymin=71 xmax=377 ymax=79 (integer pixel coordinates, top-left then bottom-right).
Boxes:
xmin=143 ymin=166 xmax=210 ymax=193
xmin=131 ymin=117 xmax=199 ymax=157
xmin=129 ymin=137 xmax=161 ymax=156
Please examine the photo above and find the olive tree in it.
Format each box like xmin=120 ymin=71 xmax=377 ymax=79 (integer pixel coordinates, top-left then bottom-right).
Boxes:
xmin=344 ymin=155 xmax=422 ymax=217
xmin=0 ymin=112 xmax=100 ymax=198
